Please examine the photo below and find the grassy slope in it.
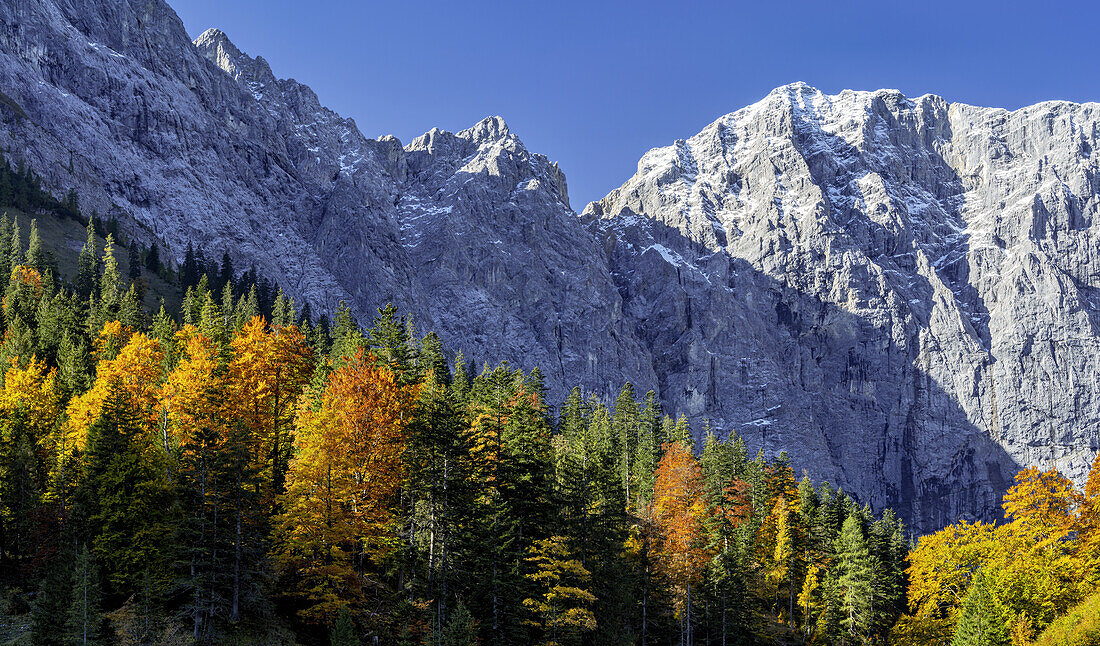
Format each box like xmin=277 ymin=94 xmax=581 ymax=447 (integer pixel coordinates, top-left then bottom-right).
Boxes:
xmin=1 ymin=206 xmax=182 ymax=315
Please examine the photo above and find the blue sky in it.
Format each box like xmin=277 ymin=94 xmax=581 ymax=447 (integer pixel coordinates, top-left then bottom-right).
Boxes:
xmin=170 ymin=0 xmax=1099 ymax=209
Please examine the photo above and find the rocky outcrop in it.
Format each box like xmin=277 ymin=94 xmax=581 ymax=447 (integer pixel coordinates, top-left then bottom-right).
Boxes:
xmin=1 ymin=0 xmax=1097 ymax=531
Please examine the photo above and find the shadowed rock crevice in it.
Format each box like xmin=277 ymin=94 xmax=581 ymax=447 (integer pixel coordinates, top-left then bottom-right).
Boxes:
xmin=589 ymin=213 xmax=1017 ymax=534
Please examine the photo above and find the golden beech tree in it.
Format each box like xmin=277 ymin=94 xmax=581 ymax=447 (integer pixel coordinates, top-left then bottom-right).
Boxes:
xmin=0 ymin=357 xmax=61 ymax=436
xmin=225 ymin=316 xmax=313 ymax=498
xmin=158 ymin=327 xmax=220 ymax=461
xmin=906 ymin=465 xmax=1089 ymax=638
xmin=64 ymin=324 xmax=163 ymax=456
xmin=0 ymin=357 xmax=61 ymax=484
xmin=1002 ymin=466 xmax=1083 ymax=540
xmin=1079 ymin=453 xmax=1100 ymax=585
xmin=651 ymin=441 xmax=712 ymax=639
xmin=278 ymin=348 xmax=418 ymax=625
xmin=907 ymin=520 xmax=997 ymax=620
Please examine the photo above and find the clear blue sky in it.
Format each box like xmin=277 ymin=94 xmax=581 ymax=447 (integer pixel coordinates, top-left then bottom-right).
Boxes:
xmin=170 ymin=0 xmax=1099 ymax=210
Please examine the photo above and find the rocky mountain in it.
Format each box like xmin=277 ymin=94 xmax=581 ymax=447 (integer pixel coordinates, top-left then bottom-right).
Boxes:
xmin=586 ymin=84 xmax=1100 ymax=530
xmin=1 ymin=0 xmax=1097 ymax=531
xmin=0 ymin=0 xmax=656 ymax=407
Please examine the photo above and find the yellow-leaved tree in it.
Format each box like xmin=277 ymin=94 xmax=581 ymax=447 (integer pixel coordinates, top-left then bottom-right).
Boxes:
xmin=277 ymin=348 xmax=418 ymax=626
xmin=224 ymin=315 xmax=313 ymax=504
xmin=63 ymin=323 xmax=163 ymax=457
xmin=523 ymin=535 xmax=597 ymax=645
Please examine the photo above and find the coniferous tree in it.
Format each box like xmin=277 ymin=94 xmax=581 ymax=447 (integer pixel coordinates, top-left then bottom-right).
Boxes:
xmin=952 ymin=568 xmax=1009 ymax=646
xmin=0 ymin=213 xmax=12 ymax=291
xmin=8 ymin=218 xmax=21 ymax=271
xmin=75 ymin=217 xmax=97 ymax=299
xmin=330 ymin=605 xmax=357 ymax=646
xmin=126 ymin=242 xmax=141 ymax=280
xmin=66 ymin=545 xmax=106 ymax=646
xmin=144 ymin=241 xmax=161 ymax=275
xmin=78 ymin=384 xmax=174 ymax=601
xmin=25 ymin=219 xmax=44 ymax=273
xmin=832 ymin=512 xmax=874 ymax=645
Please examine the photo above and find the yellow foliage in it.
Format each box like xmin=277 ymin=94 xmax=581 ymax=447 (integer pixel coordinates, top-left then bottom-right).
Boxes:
xmin=157 ymin=328 xmax=220 ymax=457
xmin=905 ymin=464 xmax=1093 ymax=639
xmin=277 ymin=349 xmax=417 ymax=626
xmin=0 ymin=356 xmax=61 ymax=436
xmin=8 ymin=264 xmax=42 ymax=295
xmin=64 ymin=325 xmax=163 ymax=455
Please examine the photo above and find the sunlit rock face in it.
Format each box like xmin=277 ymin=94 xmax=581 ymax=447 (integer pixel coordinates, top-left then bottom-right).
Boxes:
xmin=3 ymin=0 xmax=1098 ymax=532
xmin=587 ymin=83 xmax=1100 ymax=532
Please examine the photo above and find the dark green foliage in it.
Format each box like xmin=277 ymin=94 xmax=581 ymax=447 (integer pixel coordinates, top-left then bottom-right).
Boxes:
xmin=78 ymin=385 xmax=174 ymax=600
xmin=330 ymin=605 xmax=357 ymax=646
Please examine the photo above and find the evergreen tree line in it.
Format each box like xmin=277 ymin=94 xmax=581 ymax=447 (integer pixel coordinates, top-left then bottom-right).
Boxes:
xmin=0 ymin=202 xmax=909 ymax=645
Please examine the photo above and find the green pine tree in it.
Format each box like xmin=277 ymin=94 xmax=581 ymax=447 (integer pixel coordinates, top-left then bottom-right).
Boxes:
xmin=66 ymin=545 xmax=105 ymax=646
xmin=833 ymin=512 xmax=874 ymax=645
xmin=25 ymin=219 xmax=44 ymax=272
xmin=75 ymin=217 xmax=97 ymax=299
xmin=952 ymin=568 xmax=1010 ymax=646
xmin=329 ymin=605 xmax=357 ymax=646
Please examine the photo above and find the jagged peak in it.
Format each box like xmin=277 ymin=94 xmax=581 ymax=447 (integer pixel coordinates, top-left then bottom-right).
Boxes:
xmin=194 ymin=27 xmax=275 ymax=86
xmin=458 ymin=116 xmax=511 ymax=145
xmin=194 ymin=28 xmax=238 ymax=56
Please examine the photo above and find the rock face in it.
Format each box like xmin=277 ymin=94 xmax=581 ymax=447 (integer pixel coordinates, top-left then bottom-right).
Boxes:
xmin=587 ymin=84 xmax=1100 ymax=531
xmin=1 ymin=0 xmax=1098 ymax=531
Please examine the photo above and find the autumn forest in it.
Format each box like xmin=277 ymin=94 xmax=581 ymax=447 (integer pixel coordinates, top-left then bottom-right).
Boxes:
xmin=1 ymin=157 xmax=1100 ymax=646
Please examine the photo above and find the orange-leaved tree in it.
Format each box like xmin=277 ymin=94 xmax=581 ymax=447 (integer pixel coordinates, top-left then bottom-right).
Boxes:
xmin=277 ymin=347 xmax=418 ymax=626
xmin=651 ymin=441 xmax=712 ymax=642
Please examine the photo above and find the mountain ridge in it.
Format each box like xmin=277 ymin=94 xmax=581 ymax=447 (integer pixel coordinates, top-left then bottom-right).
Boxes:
xmin=2 ymin=0 xmax=1098 ymax=532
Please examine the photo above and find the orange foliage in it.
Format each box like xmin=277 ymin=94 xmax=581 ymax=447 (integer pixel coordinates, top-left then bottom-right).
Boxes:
xmin=224 ymin=316 xmax=313 ymax=491
xmin=7 ymin=264 xmax=42 ymax=296
xmin=651 ymin=441 xmax=713 ymax=616
xmin=278 ymin=348 xmax=418 ymax=625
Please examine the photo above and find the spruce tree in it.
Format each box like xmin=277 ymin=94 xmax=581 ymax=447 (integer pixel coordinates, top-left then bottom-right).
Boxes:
xmin=0 ymin=213 xmax=12 ymax=291
xmin=366 ymin=302 xmax=414 ymax=380
xmin=66 ymin=545 xmax=105 ymax=646
xmin=439 ymin=600 xmax=476 ymax=646
xmin=329 ymin=605 xmax=356 ymax=646
xmin=952 ymin=569 xmax=1009 ymax=646
xmin=75 ymin=218 xmax=97 ymax=299
xmin=126 ymin=242 xmax=141 ymax=280
xmin=218 ymin=250 xmax=233 ymax=291
xmin=144 ymin=241 xmax=160 ymax=274
xmin=329 ymin=302 xmax=363 ymax=364
xmin=9 ymin=218 xmax=21 ymax=271
xmin=25 ymin=219 xmax=44 ymax=272
xmin=79 ymin=385 xmax=174 ymax=600
xmin=834 ymin=512 xmax=874 ymax=644
xmin=31 ymin=553 xmax=74 ymax=646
